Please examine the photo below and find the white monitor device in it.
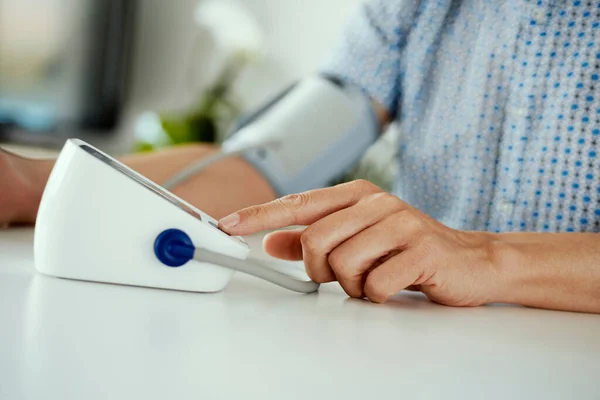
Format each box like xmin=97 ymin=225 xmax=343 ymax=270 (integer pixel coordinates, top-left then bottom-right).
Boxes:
xmin=34 ymin=139 xmax=250 ymax=292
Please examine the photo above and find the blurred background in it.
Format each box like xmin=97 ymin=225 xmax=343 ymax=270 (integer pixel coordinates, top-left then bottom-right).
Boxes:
xmin=0 ymin=0 xmax=396 ymax=188
xmin=0 ymin=0 xmax=359 ymax=149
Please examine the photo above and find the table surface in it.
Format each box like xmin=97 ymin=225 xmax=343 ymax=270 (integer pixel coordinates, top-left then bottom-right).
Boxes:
xmin=1 ymin=228 xmax=599 ymax=400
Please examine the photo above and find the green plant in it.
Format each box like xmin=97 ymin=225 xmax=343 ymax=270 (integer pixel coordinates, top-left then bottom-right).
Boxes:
xmin=134 ymin=56 xmax=246 ymax=152
xmin=134 ymin=0 xmax=264 ymax=152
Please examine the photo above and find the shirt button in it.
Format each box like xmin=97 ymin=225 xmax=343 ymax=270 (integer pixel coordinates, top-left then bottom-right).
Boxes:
xmin=499 ymin=200 xmax=514 ymax=214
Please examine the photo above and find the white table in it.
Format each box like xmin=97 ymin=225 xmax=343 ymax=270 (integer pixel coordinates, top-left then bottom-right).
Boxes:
xmin=1 ymin=228 xmax=599 ymax=400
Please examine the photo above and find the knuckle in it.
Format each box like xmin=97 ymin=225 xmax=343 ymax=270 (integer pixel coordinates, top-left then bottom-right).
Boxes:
xmin=272 ymin=193 xmax=311 ymax=225
xmin=398 ymin=209 xmax=426 ymax=232
xmin=327 ymin=249 xmax=344 ymax=268
xmin=364 ymin=192 xmax=401 ymax=208
xmin=354 ymin=178 xmax=371 ymax=187
xmin=279 ymin=193 xmax=310 ymax=209
xmin=417 ymin=233 xmax=439 ymax=260
xmin=353 ymin=179 xmax=379 ymax=192
xmin=412 ymin=216 xmax=427 ymax=232
xmin=300 ymin=227 xmax=324 ymax=254
xmin=418 ymin=231 xmax=437 ymax=248
xmin=327 ymin=249 xmax=351 ymax=276
xmin=342 ymin=179 xmax=383 ymax=203
xmin=240 ymin=205 xmax=262 ymax=219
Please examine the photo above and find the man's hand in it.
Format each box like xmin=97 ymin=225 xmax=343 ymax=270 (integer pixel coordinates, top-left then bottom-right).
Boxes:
xmin=219 ymin=180 xmax=504 ymax=306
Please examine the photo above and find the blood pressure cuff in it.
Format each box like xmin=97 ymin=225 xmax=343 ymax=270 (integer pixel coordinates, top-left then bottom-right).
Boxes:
xmin=221 ymin=74 xmax=379 ymax=196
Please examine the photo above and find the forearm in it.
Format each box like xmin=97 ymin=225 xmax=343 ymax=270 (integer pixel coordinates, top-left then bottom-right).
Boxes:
xmin=15 ymin=143 xmax=276 ymax=223
xmin=490 ymin=232 xmax=600 ymax=313
xmin=158 ymin=150 xmax=276 ymax=219
xmin=120 ymin=144 xmax=276 ymax=218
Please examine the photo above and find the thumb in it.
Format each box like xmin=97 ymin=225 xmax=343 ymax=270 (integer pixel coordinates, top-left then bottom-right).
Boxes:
xmin=262 ymin=230 xmax=304 ymax=261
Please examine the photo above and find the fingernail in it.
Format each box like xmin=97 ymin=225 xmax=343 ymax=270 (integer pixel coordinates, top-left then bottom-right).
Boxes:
xmin=219 ymin=213 xmax=240 ymax=229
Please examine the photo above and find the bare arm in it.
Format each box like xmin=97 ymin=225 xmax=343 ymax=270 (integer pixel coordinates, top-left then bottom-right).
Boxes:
xmin=122 ymin=145 xmax=277 ymax=219
xmin=1 ymin=144 xmax=276 ymax=224
xmin=490 ymin=232 xmax=600 ymax=313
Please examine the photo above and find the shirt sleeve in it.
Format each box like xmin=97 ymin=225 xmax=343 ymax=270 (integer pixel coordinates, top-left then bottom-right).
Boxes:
xmin=321 ymin=0 xmax=420 ymax=118
xmin=224 ymin=1 xmax=420 ymax=196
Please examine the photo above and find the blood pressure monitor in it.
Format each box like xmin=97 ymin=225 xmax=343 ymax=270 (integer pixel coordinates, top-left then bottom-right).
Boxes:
xmin=34 ymin=139 xmax=318 ymax=293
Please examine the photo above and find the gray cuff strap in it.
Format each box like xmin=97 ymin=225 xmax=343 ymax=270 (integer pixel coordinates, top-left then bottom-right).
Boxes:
xmin=240 ymin=88 xmax=379 ymax=196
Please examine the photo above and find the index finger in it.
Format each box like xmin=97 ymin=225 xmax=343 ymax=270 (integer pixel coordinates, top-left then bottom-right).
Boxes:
xmin=219 ymin=180 xmax=381 ymax=235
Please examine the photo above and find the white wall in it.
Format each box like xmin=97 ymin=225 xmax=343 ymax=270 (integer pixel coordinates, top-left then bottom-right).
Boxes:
xmin=115 ymin=0 xmax=362 ymax=148
xmin=233 ymin=0 xmax=362 ymax=107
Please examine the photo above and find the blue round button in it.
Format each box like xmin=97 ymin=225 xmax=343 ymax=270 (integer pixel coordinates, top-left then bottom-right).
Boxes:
xmin=154 ymin=229 xmax=195 ymax=267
